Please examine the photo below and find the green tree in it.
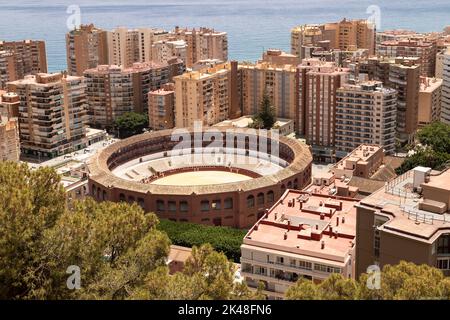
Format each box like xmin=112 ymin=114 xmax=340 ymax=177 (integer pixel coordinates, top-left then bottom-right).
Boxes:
xmin=114 ymin=112 xmax=149 ymax=138
xmin=417 ymin=122 xmax=450 ymax=153
xmin=0 ymin=162 xmax=66 ymax=299
xmin=395 ymin=148 xmax=450 ymax=175
xmin=286 ymin=261 xmax=450 ymax=300
xmin=132 ymin=244 xmax=262 ymax=300
xmin=285 ymin=278 xmax=321 ymax=300
xmin=251 ymin=92 xmax=276 ymax=130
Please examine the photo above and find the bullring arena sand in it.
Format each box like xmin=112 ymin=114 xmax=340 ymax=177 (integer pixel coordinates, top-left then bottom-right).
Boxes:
xmin=150 ymin=170 xmax=253 ymax=186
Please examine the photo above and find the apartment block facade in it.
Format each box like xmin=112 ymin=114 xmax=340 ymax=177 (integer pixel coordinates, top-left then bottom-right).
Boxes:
xmin=173 ymin=27 xmax=228 ymax=68
xmin=297 ymin=59 xmax=350 ymax=162
xmin=376 ymin=40 xmax=437 ymax=77
xmin=442 ymin=48 xmax=450 ymax=124
xmin=0 ymin=40 xmax=47 ymax=88
xmin=0 ymin=116 xmax=20 ymax=162
xmin=66 ymin=24 xmax=108 ymax=76
xmin=291 ymin=19 xmax=375 ymax=59
xmin=148 ymin=83 xmax=175 ymax=130
xmin=418 ymin=77 xmax=442 ymax=126
xmin=174 ymin=61 xmax=240 ymax=128
xmin=241 ymin=189 xmax=359 ymax=299
xmin=356 ymin=167 xmax=450 ymax=277
xmin=240 ymin=61 xmax=297 ymax=122
xmin=84 ymin=60 xmax=184 ymax=128
xmin=7 ymin=73 xmax=88 ymax=158
xmin=335 ymin=81 xmax=397 ymax=156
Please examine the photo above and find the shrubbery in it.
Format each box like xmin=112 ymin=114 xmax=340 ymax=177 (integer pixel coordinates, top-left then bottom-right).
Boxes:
xmin=157 ymin=219 xmax=247 ymax=262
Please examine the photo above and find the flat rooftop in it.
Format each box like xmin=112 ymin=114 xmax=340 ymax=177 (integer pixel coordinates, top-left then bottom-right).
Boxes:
xmin=333 ymin=144 xmax=382 ymax=171
xmin=358 ymin=168 xmax=450 ymax=243
xmin=243 ymin=189 xmax=359 ymax=263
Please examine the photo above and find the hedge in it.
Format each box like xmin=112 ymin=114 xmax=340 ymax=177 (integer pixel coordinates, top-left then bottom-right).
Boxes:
xmin=157 ymin=219 xmax=247 ymax=262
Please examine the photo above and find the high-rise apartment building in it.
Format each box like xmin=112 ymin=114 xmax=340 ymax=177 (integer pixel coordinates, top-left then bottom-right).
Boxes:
xmin=418 ymin=77 xmax=442 ymax=127
xmin=291 ymin=19 xmax=375 ymax=59
xmin=8 ymin=73 xmax=88 ymax=159
xmin=335 ymin=81 xmax=397 ymax=157
xmin=388 ymin=58 xmax=421 ymax=143
xmin=174 ymin=61 xmax=240 ymax=127
xmin=0 ymin=51 xmax=18 ymax=88
xmin=107 ymin=27 xmax=170 ymax=68
xmin=148 ymin=83 xmax=175 ymax=130
xmin=241 ymin=189 xmax=359 ymax=299
xmin=297 ymin=59 xmax=350 ymax=162
xmin=240 ymin=61 xmax=297 ymax=122
xmin=376 ymin=40 xmax=437 ymax=77
xmin=85 ymin=60 xmax=183 ymax=128
xmin=356 ymin=166 xmax=450 ymax=277
xmin=173 ymin=27 xmax=228 ymax=68
xmin=442 ymin=48 xmax=450 ymax=124
xmin=152 ymin=39 xmax=188 ymax=65
xmin=0 ymin=40 xmax=47 ymax=77
xmin=355 ymin=56 xmax=421 ymax=143
xmin=66 ymin=24 xmax=108 ymax=76
xmin=0 ymin=116 xmax=20 ymax=162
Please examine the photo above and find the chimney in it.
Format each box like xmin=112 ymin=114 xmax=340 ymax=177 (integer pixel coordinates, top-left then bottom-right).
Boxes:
xmin=320 ymin=213 xmax=325 ymax=220
xmin=336 ymin=216 xmax=340 ymax=226
xmin=329 ymin=226 xmax=333 ymax=237
xmin=342 ymin=216 xmax=345 ymax=224
xmin=287 ymin=220 xmax=291 ymax=231
xmin=315 ymin=224 xmax=319 ymax=230
xmin=321 ymin=240 xmax=325 ymax=250
xmin=274 ymin=212 xmax=278 ymax=220
xmin=254 ymin=224 xmax=259 ymax=231
xmin=299 ymin=201 xmax=303 ymax=210
xmin=284 ymin=232 xmax=288 ymax=240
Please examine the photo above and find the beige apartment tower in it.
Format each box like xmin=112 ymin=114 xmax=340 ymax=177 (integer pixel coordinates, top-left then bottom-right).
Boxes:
xmin=442 ymin=48 xmax=450 ymax=124
xmin=84 ymin=60 xmax=184 ymax=128
xmin=8 ymin=73 xmax=88 ymax=159
xmin=336 ymin=81 xmax=397 ymax=156
xmin=66 ymin=24 xmax=108 ymax=76
xmin=377 ymin=40 xmax=437 ymax=77
xmin=240 ymin=61 xmax=297 ymax=122
xmin=173 ymin=27 xmax=228 ymax=68
xmin=148 ymin=83 xmax=175 ymax=130
xmin=418 ymin=77 xmax=442 ymax=126
xmin=0 ymin=116 xmax=20 ymax=162
xmin=174 ymin=61 xmax=240 ymax=128
xmin=297 ymin=59 xmax=350 ymax=162
xmin=0 ymin=40 xmax=47 ymax=88
xmin=291 ymin=19 xmax=375 ymax=58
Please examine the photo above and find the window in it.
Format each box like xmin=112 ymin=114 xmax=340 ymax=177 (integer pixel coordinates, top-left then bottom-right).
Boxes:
xmin=119 ymin=193 xmax=126 ymax=202
xmin=128 ymin=195 xmax=135 ymax=203
xmin=276 ymin=256 xmax=284 ymax=265
xmin=257 ymin=193 xmax=264 ymax=205
xmin=137 ymin=198 xmax=145 ymax=209
xmin=247 ymin=195 xmax=255 ymax=208
xmin=437 ymin=235 xmax=450 ymax=254
xmin=168 ymin=201 xmax=176 ymax=212
xmin=298 ymin=260 xmax=312 ymax=270
xmin=201 ymin=200 xmax=210 ymax=212
xmin=180 ymin=201 xmax=188 ymax=212
xmin=267 ymin=191 xmax=274 ymax=203
xmin=156 ymin=200 xmax=165 ymax=212
xmin=212 ymin=199 xmax=221 ymax=210
xmin=437 ymin=259 xmax=450 ymax=270
xmin=224 ymin=197 xmax=233 ymax=209
xmin=314 ymin=263 xmax=341 ymax=274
